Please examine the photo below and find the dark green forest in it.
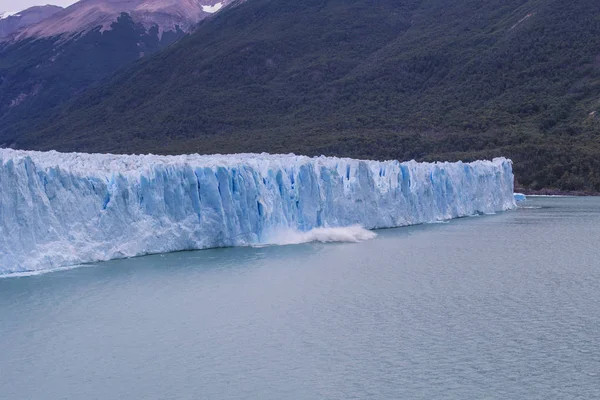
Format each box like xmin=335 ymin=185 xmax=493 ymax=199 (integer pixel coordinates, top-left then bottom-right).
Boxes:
xmin=1 ymin=0 xmax=599 ymax=192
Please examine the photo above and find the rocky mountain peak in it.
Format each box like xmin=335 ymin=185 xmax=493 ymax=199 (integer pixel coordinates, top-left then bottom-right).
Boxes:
xmin=3 ymin=0 xmax=232 ymax=41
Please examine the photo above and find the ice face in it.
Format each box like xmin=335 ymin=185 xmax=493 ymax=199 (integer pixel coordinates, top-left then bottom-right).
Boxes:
xmin=0 ymin=149 xmax=516 ymax=274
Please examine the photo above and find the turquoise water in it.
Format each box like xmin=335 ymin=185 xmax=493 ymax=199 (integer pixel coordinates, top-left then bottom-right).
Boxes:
xmin=1 ymin=197 xmax=599 ymax=399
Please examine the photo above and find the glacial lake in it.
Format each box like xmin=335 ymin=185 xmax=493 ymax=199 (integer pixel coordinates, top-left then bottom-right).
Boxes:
xmin=1 ymin=197 xmax=599 ymax=399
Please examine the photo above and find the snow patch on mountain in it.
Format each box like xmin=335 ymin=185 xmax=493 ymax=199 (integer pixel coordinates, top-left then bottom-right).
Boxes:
xmin=0 ymin=11 xmax=20 ymax=20
xmin=202 ymin=2 xmax=223 ymax=13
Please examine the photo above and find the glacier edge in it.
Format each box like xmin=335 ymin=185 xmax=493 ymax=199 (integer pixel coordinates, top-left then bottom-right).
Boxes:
xmin=0 ymin=149 xmax=516 ymax=274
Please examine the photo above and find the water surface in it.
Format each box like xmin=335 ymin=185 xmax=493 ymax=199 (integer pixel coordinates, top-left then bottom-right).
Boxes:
xmin=1 ymin=197 xmax=599 ymax=399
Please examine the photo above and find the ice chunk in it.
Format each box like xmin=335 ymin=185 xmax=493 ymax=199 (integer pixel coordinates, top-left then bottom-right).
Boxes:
xmin=513 ymin=193 xmax=527 ymax=202
xmin=0 ymin=149 xmax=516 ymax=274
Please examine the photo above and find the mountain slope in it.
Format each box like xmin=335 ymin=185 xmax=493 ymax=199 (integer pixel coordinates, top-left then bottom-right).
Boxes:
xmin=0 ymin=0 xmax=235 ymax=139
xmin=0 ymin=6 xmax=63 ymax=38
xmin=3 ymin=0 xmax=600 ymax=191
xmin=0 ymin=13 xmax=187 ymax=125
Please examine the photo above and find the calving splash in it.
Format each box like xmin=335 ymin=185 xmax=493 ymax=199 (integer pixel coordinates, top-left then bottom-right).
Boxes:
xmin=261 ymin=225 xmax=378 ymax=246
xmin=0 ymin=149 xmax=516 ymax=274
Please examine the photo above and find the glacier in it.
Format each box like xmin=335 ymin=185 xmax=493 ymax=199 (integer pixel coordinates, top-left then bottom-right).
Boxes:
xmin=0 ymin=149 xmax=516 ymax=275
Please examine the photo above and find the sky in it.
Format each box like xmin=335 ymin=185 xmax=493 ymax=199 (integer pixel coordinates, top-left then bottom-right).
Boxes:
xmin=0 ymin=0 xmax=77 ymax=12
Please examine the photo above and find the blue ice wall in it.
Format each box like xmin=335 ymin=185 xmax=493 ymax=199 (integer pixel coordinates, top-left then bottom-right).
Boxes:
xmin=0 ymin=150 xmax=515 ymax=274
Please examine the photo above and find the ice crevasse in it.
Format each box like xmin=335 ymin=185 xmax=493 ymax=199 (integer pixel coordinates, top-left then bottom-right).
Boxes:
xmin=0 ymin=149 xmax=516 ymax=274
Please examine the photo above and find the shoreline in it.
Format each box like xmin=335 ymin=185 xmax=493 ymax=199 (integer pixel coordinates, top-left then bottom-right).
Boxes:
xmin=514 ymin=187 xmax=600 ymax=197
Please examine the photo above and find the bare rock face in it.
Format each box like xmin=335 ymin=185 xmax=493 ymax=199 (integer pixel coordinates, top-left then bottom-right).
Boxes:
xmin=3 ymin=0 xmax=233 ymax=41
xmin=0 ymin=5 xmax=64 ymax=38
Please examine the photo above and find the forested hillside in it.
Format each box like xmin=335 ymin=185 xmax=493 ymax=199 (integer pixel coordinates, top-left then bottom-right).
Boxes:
xmin=2 ymin=0 xmax=599 ymax=191
xmin=0 ymin=14 xmax=185 ymax=130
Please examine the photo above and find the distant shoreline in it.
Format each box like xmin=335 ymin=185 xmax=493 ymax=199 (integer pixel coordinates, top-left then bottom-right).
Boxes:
xmin=515 ymin=187 xmax=600 ymax=197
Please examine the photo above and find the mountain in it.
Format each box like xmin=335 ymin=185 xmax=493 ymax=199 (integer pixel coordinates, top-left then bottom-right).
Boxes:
xmin=0 ymin=0 xmax=233 ymax=146
xmin=2 ymin=0 xmax=600 ymax=192
xmin=0 ymin=6 xmax=64 ymax=38
xmin=5 ymin=0 xmax=231 ymax=41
